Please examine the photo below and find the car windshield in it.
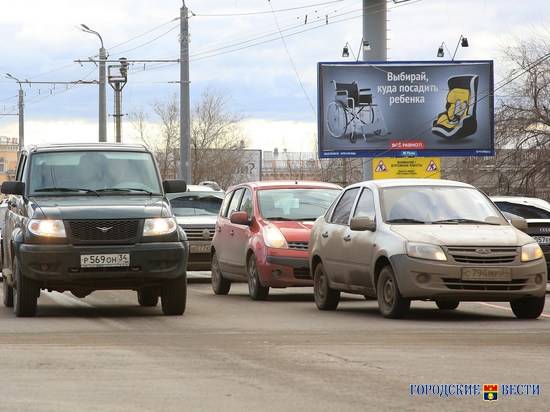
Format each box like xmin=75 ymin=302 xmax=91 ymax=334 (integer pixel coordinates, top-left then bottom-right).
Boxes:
xmin=169 ymin=192 xmax=224 ymax=216
xmin=381 ymin=186 xmax=507 ymax=225
xmin=28 ymin=151 xmax=162 ymax=195
xmin=257 ymin=188 xmax=341 ymax=221
xmin=494 ymin=201 xmax=550 ymax=220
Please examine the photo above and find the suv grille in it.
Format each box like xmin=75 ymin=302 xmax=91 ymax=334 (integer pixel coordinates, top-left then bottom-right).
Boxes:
xmin=446 ymin=247 xmax=518 ymax=264
xmin=288 ymin=241 xmax=309 ymax=251
xmin=68 ymin=219 xmax=140 ymax=244
xmin=181 ymin=227 xmax=215 ymax=241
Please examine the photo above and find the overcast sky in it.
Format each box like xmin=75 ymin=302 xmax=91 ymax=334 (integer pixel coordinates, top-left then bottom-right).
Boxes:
xmin=0 ymin=0 xmax=549 ymax=152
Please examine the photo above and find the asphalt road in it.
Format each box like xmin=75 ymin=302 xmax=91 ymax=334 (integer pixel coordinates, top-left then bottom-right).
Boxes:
xmin=0 ymin=273 xmax=549 ymax=412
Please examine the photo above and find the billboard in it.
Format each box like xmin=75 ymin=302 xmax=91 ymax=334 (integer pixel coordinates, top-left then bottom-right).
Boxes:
xmin=372 ymin=157 xmax=441 ymax=179
xmin=228 ymin=149 xmax=262 ymax=185
xmin=317 ymin=61 xmax=494 ymax=158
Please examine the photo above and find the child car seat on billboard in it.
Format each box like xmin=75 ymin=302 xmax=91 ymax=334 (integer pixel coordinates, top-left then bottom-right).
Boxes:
xmin=432 ymin=75 xmax=479 ymax=139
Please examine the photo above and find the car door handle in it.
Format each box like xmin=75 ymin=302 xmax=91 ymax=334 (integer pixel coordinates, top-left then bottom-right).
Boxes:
xmin=230 ymin=230 xmax=234 ymax=236
xmin=343 ymin=234 xmax=352 ymax=242
xmin=321 ymin=231 xmax=329 ymax=238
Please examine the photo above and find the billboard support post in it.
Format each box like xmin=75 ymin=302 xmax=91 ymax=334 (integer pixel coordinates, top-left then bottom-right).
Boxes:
xmin=362 ymin=0 xmax=387 ymax=180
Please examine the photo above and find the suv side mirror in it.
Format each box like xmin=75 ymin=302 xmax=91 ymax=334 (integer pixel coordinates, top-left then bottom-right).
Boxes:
xmin=163 ymin=179 xmax=187 ymax=194
xmin=510 ymin=216 xmax=528 ymax=231
xmin=1 ymin=181 xmax=24 ymax=195
xmin=230 ymin=211 xmax=251 ymax=226
xmin=350 ymin=216 xmax=376 ymax=232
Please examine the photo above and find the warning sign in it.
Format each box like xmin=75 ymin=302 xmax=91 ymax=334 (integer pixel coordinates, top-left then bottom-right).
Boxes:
xmin=372 ymin=157 xmax=441 ymax=179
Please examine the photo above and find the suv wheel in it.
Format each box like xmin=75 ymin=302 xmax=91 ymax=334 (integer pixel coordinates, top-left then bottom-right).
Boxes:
xmin=137 ymin=288 xmax=159 ymax=307
xmin=435 ymin=300 xmax=459 ymax=310
xmin=247 ymin=254 xmax=269 ymax=300
xmin=313 ymin=262 xmax=340 ymax=310
xmin=376 ymin=265 xmax=410 ymax=319
xmin=510 ymin=296 xmax=545 ymax=319
xmin=211 ymin=252 xmax=231 ymax=295
xmin=3 ymin=274 xmax=13 ymax=308
xmin=161 ymin=274 xmax=187 ymax=316
xmin=13 ymin=258 xmax=39 ymax=317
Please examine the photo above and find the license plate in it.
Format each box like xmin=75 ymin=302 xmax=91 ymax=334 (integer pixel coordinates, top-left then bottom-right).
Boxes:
xmin=532 ymin=236 xmax=550 ymax=245
xmin=190 ymin=244 xmax=211 ymax=254
xmin=80 ymin=253 xmax=130 ymax=268
xmin=462 ymin=267 xmax=511 ymax=282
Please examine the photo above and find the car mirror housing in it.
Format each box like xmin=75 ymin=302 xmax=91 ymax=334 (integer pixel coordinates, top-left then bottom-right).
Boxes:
xmin=510 ymin=216 xmax=528 ymax=231
xmin=350 ymin=216 xmax=376 ymax=232
xmin=1 ymin=181 xmax=24 ymax=195
xmin=230 ymin=211 xmax=250 ymax=226
xmin=163 ymin=179 xmax=187 ymax=194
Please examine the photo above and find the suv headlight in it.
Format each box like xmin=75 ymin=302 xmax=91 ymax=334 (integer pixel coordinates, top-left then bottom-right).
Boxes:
xmin=521 ymin=243 xmax=543 ymax=262
xmin=262 ymin=224 xmax=288 ymax=248
xmin=407 ymin=242 xmax=447 ymax=261
xmin=28 ymin=219 xmax=66 ymax=238
xmin=143 ymin=218 xmax=177 ymax=236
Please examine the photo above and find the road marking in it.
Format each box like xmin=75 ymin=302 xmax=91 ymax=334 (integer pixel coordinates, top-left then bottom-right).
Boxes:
xmin=477 ymin=302 xmax=550 ymax=319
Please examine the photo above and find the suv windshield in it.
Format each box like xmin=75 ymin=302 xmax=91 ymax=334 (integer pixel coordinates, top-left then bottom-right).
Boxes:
xmin=168 ymin=192 xmax=224 ymax=216
xmin=381 ymin=186 xmax=507 ymax=225
xmin=28 ymin=151 xmax=161 ymax=195
xmin=494 ymin=201 xmax=550 ymax=220
xmin=258 ymin=188 xmax=340 ymax=221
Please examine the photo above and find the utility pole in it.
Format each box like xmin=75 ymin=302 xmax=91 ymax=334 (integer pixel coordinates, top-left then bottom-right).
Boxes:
xmin=362 ymin=0 xmax=387 ymax=180
xmin=5 ymin=74 xmax=24 ymax=152
xmin=107 ymin=58 xmax=129 ymax=143
xmin=180 ymin=1 xmax=192 ymax=183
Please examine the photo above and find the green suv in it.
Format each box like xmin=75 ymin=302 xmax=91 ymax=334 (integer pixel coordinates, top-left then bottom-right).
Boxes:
xmin=1 ymin=144 xmax=188 ymax=317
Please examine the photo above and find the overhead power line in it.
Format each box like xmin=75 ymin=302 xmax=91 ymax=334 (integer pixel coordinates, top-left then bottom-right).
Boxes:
xmin=193 ymin=0 xmax=344 ymax=17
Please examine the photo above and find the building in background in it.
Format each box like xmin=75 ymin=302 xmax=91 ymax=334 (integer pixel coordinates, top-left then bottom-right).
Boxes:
xmin=0 ymin=136 xmax=18 ymax=185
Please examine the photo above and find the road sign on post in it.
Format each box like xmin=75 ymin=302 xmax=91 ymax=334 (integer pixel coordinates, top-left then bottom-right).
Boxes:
xmin=317 ymin=60 xmax=494 ymax=158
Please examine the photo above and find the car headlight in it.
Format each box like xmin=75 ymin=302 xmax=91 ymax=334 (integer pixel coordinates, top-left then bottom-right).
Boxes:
xmin=28 ymin=219 xmax=66 ymax=238
xmin=262 ymin=224 xmax=288 ymax=248
xmin=406 ymin=242 xmax=447 ymax=261
xmin=143 ymin=218 xmax=177 ymax=236
xmin=521 ymin=243 xmax=544 ymax=262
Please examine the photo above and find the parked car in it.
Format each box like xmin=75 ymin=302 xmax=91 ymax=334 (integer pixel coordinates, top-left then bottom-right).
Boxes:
xmin=211 ymin=181 xmax=341 ymax=300
xmin=309 ymin=179 xmax=547 ymax=319
xmin=1 ymin=143 xmax=188 ymax=317
xmin=492 ymin=196 xmax=550 ymax=279
xmin=167 ymin=188 xmax=225 ymax=271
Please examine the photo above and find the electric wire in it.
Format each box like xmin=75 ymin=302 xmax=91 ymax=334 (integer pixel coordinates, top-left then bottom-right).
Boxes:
xmin=192 ymin=0 xmax=345 ymax=17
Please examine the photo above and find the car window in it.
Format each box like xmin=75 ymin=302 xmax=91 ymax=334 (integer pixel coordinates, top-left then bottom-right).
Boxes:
xmin=257 ymin=188 xmax=340 ymax=221
xmin=220 ymin=191 xmax=233 ymax=217
xmin=354 ymin=188 xmax=376 ymax=220
xmin=226 ymin=188 xmax=244 ymax=218
xmin=330 ymin=187 xmax=360 ymax=225
xmin=16 ymin=154 xmax=27 ymax=182
xmin=169 ymin=192 xmax=224 ymax=216
xmin=495 ymin=201 xmax=550 ymax=220
xmin=239 ymin=189 xmax=253 ymax=216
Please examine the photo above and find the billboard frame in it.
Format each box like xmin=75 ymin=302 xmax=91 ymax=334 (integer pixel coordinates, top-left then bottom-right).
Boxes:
xmin=317 ymin=60 xmax=494 ymax=159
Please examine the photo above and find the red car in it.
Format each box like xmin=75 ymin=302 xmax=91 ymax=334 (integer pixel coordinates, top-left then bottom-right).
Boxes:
xmin=210 ymin=181 xmax=341 ymax=300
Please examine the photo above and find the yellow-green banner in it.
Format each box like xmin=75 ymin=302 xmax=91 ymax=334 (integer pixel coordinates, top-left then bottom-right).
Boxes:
xmin=372 ymin=157 xmax=441 ymax=179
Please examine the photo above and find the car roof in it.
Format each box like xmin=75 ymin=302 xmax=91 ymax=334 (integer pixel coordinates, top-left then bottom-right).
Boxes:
xmin=350 ymin=178 xmax=474 ymax=189
xmin=490 ymin=196 xmax=550 ymax=210
xmin=185 ymin=184 xmax=223 ymax=192
xmin=233 ymin=180 xmax=342 ymax=190
xmin=26 ymin=143 xmax=149 ymax=153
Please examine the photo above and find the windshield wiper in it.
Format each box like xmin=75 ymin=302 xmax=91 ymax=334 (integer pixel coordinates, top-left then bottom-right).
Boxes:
xmin=96 ymin=188 xmax=154 ymax=195
xmin=34 ymin=187 xmax=98 ymax=196
xmin=266 ymin=216 xmax=294 ymax=221
xmin=386 ymin=218 xmax=428 ymax=224
xmin=432 ymin=218 xmax=500 ymax=225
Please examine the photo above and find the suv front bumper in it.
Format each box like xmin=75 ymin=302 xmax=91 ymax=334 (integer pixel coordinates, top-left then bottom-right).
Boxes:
xmin=16 ymin=242 xmax=187 ymax=288
xmin=390 ymin=254 xmax=547 ymax=301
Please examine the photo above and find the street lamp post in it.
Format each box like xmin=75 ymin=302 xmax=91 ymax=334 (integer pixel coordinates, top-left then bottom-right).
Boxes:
xmin=80 ymin=24 xmax=107 ymax=142
xmin=5 ymin=73 xmax=24 ymax=152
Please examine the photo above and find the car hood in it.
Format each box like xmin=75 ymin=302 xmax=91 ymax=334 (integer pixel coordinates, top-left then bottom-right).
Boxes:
xmin=175 ymin=215 xmax=218 ymax=226
xmin=271 ymin=220 xmax=314 ymax=242
xmin=30 ymin=195 xmax=171 ymax=220
xmin=390 ymin=224 xmax=534 ymax=247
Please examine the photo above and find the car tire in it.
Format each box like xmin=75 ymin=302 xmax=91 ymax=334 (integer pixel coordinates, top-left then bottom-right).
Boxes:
xmin=435 ymin=300 xmax=459 ymax=310
xmin=3 ymin=273 xmax=13 ymax=307
xmin=247 ymin=254 xmax=269 ymax=301
xmin=510 ymin=296 xmax=545 ymax=319
xmin=313 ymin=262 xmax=340 ymax=310
xmin=376 ymin=265 xmax=410 ymax=319
xmin=161 ymin=274 xmax=187 ymax=316
xmin=137 ymin=288 xmax=159 ymax=307
xmin=13 ymin=258 xmax=39 ymax=317
xmin=211 ymin=252 xmax=231 ymax=295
